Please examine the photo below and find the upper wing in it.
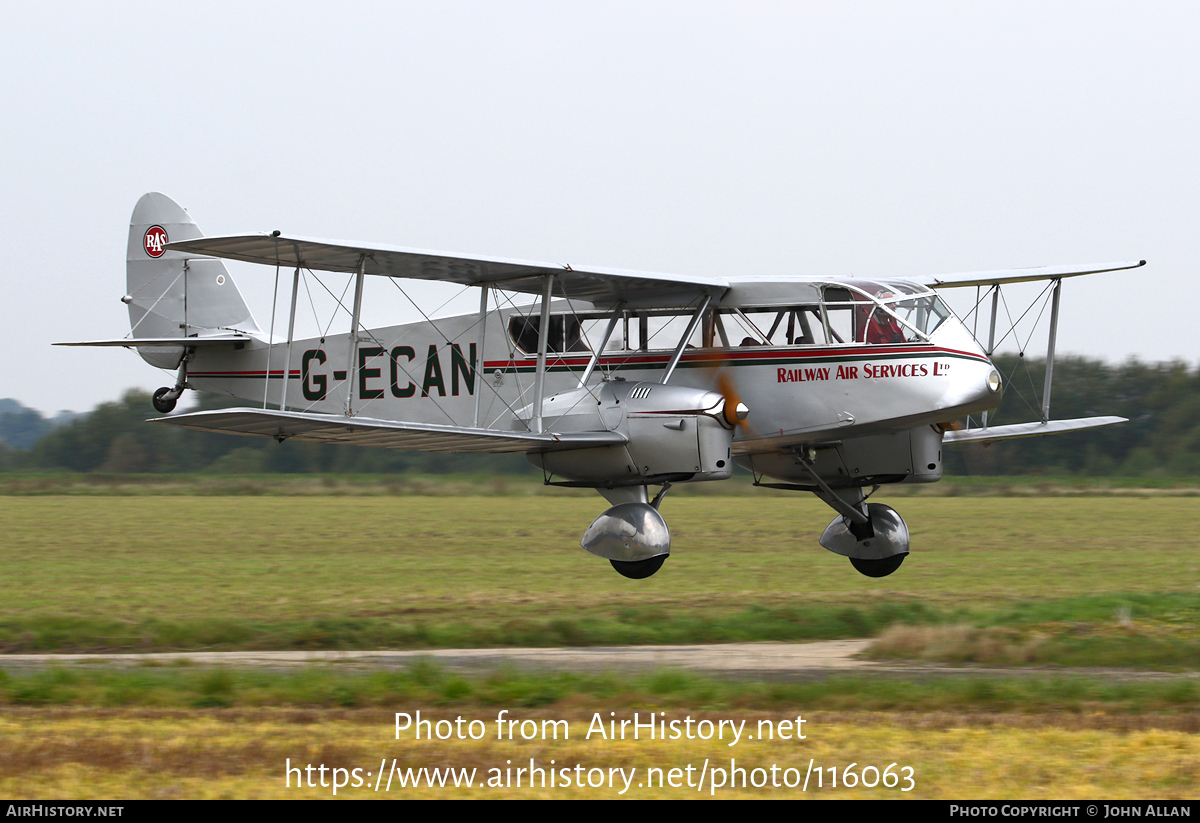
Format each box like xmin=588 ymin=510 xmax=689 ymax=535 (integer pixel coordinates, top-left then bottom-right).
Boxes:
xmin=148 ymin=408 xmax=627 ymax=454
xmin=943 ymin=416 xmax=1127 ymax=444
xmin=165 ymin=234 xmax=728 ymax=309
xmin=926 ymin=260 xmax=1145 ymax=289
xmin=53 ymin=335 xmax=253 ymax=348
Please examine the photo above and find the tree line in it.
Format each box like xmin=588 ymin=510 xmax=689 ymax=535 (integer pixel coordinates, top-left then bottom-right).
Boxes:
xmin=1 ymin=355 xmax=1197 ymax=476
xmin=945 ymin=355 xmax=1200 ymax=477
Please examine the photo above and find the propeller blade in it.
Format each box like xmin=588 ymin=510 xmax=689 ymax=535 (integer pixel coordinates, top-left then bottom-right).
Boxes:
xmin=717 ymin=370 xmax=749 ymax=428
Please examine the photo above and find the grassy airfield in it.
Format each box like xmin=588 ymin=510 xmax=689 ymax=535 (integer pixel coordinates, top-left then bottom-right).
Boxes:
xmin=0 ymin=481 xmax=1197 ymax=798
xmin=0 ymin=487 xmax=1196 ymax=665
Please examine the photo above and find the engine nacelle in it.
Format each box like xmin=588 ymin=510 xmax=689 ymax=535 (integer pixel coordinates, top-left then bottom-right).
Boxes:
xmin=737 ymin=426 xmax=944 ymax=489
xmin=528 ymin=381 xmax=736 ymax=487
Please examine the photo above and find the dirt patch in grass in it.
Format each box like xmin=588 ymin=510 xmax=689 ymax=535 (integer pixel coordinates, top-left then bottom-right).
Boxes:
xmin=870 ymin=624 xmax=1049 ymax=665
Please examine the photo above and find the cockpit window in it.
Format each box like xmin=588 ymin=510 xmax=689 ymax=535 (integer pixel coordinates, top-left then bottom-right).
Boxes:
xmin=714 ymin=286 xmax=943 ymax=349
xmin=890 ymin=294 xmax=952 ymax=337
xmin=822 ymin=282 xmax=946 ymax=345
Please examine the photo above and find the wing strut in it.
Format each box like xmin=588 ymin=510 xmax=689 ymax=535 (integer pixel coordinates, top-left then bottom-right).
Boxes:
xmin=661 ymin=296 xmax=711 ymax=384
xmin=345 ymin=255 xmax=367 ymax=416
xmin=579 ymin=301 xmax=625 ymax=388
xmin=982 ymin=284 xmax=1000 ymax=428
xmin=532 ymin=274 xmax=554 ymax=433
xmin=472 ymin=285 xmax=489 ymax=428
xmin=279 ymin=264 xmax=301 ymax=411
xmin=1041 ymin=278 xmax=1062 ymax=423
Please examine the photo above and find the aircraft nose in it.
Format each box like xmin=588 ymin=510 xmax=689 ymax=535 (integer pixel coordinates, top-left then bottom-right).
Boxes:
xmin=971 ymin=366 xmax=1004 ymax=409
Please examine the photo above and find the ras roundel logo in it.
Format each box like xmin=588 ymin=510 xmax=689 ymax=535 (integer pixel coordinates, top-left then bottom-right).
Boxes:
xmin=144 ymin=225 xmax=168 ymax=258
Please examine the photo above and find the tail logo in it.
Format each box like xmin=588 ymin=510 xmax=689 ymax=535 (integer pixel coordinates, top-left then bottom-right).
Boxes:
xmin=144 ymin=225 xmax=168 ymax=258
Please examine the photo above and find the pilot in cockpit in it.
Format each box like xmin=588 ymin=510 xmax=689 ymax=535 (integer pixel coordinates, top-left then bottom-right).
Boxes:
xmin=858 ymin=293 xmax=905 ymax=345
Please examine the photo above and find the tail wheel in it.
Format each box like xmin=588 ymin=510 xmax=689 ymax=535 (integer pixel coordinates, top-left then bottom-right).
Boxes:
xmin=152 ymin=387 xmax=178 ymax=414
xmin=849 ymin=554 xmax=906 ymax=578
xmin=610 ymin=555 xmax=667 ymax=579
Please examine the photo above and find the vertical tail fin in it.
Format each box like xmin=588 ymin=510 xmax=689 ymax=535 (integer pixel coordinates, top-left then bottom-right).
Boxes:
xmin=127 ymin=192 xmax=259 ymax=368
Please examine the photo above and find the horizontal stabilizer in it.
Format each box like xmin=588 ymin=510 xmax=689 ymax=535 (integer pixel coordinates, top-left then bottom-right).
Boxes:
xmin=54 ymin=335 xmax=253 ymax=348
xmin=148 ymin=408 xmax=628 ymax=454
xmin=943 ymin=416 xmax=1127 ymax=444
xmin=927 ymin=260 xmax=1144 ymax=289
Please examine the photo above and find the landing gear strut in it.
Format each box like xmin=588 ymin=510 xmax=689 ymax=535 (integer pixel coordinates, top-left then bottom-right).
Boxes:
xmin=151 ymin=352 xmax=192 ymax=414
xmin=788 ymin=456 xmax=910 ymax=578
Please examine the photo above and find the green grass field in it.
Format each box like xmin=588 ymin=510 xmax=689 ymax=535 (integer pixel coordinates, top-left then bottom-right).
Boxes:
xmin=1 ymin=662 xmax=1197 ymax=714
xmin=0 ymin=492 xmax=1196 ymax=665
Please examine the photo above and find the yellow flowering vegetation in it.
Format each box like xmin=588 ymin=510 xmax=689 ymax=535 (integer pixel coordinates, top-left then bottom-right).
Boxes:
xmin=0 ymin=709 xmax=1195 ymax=800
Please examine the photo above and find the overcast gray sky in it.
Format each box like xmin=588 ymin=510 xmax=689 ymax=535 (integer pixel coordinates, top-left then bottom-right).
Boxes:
xmin=2 ymin=1 xmax=1196 ymax=414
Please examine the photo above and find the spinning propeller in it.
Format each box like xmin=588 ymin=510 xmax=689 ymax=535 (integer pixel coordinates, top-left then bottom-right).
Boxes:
xmin=717 ymin=369 xmax=750 ymax=429
xmin=693 ymin=349 xmax=750 ymax=429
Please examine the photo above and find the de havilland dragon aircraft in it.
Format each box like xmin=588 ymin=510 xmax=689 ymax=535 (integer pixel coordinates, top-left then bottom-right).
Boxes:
xmin=59 ymin=193 xmax=1141 ymax=579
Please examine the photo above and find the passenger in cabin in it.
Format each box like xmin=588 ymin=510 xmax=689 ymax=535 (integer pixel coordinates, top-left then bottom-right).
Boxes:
xmin=564 ymin=319 xmax=589 ymax=352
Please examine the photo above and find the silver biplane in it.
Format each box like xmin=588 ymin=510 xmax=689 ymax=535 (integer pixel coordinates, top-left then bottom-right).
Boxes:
xmin=60 ymin=193 xmax=1142 ymax=579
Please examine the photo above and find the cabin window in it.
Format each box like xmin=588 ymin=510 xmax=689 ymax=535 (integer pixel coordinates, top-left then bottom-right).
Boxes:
xmin=821 ymin=287 xmax=857 ymax=344
xmin=716 ymin=307 xmax=828 ymax=346
xmin=503 ymin=291 xmax=944 ymax=359
xmin=509 ymin=309 xmax=713 ymax=356
xmin=507 ymin=316 xmax=589 ymax=355
xmin=642 ymin=313 xmax=703 ymax=350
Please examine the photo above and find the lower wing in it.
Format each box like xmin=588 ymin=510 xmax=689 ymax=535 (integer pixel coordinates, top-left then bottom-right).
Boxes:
xmin=943 ymin=416 xmax=1127 ymax=445
xmin=148 ymin=408 xmax=626 ymax=454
